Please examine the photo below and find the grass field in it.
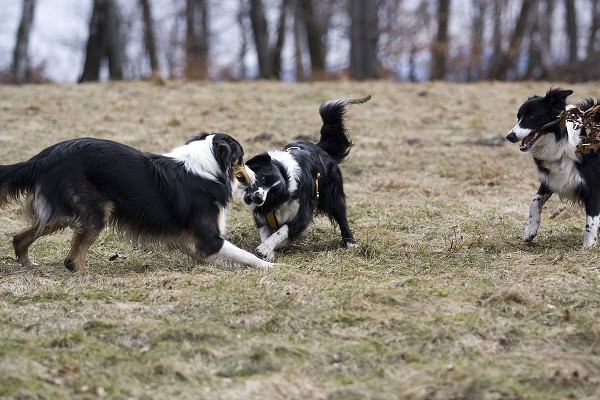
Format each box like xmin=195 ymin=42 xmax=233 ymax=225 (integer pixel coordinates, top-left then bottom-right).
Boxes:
xmin=0 ymin=80 xmax=599 ymax=399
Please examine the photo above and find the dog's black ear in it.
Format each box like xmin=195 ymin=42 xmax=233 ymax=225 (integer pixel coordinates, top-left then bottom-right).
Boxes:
xmin=216 ymin=142 xmax=234 ymax=172
xmin=545 ymin=88 xmax=574 ymax=113
xmin=246 ymin=153 xmax=271 ymax=169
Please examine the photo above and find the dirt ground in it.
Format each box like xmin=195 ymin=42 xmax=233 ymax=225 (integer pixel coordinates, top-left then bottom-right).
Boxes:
xmin=0 ymin=80 xmax=599 ymax=399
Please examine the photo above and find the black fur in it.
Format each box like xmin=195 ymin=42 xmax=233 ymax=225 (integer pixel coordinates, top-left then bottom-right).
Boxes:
xmin=0 ymin=133 xmax=269 ymax=271
xmin=242 ymin=96 xmax=370 ymax=260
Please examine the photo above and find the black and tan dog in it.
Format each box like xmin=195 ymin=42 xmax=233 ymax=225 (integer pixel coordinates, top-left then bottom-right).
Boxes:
xmin=0 ymin=133 xmax=272 ymax=270
xmin=242 ymin=96 xmax=370 ymax=260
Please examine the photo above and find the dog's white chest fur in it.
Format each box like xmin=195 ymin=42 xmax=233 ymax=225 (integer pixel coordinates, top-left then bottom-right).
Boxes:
xmin=531 ymin=121 xmax=585 ymax=200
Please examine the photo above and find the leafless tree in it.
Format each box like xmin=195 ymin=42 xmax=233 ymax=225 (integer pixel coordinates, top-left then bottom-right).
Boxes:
xmin=467 ymin=0 xmax=486 ymax=81
xmin=139 ymin=0 xmax=161 ymax=78
xmin=296 ymin=0 xmax=326 ymax=78
xmin=80 ymin=0 xmax=124 ymax=82
xmin=430 ymin=0 xmax=450 ymax=80
xmin=248 ymin=0 xmax=289 ymax=79
xmin=349 ymin=0 xmax=379 ymax=80
xmin=583 ymin=0 xmax=600 ymax=80
xmin=11 ymin=0 xmax=36 ymax=84
xmin=185 ymin=0 xmax=209 ymax=79
xmin=487 ymin=0 xmax=539 ymax=80
xmin=564 ymin=0 xmax=580 ymax=80
xmin=249 ymin=0 xmax=271 ymax=78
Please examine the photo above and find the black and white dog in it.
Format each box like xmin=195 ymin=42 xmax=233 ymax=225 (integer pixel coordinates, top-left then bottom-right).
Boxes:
xmin=242 ymin=96 xmax=370 ymax=260
xmin=0 ymin=133 xmax=273 ymax=271
xmin=506 ymin=88 xmax=600 ymax=247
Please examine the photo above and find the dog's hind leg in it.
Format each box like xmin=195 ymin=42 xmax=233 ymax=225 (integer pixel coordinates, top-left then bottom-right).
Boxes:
xmin=583 ymin=194 xmax=600 ymax=248
xmin=13 ymin=222 xmax=68 ymax=268
xmin=64 ymin=203 xmax=108 ymax=272
xmin=522 ymin=184 xmax=552 ymax=242
xmin=327 ymin=197 xmax=356 ymax=248
xmin=332 ymin=206 xmax=356 ymax=248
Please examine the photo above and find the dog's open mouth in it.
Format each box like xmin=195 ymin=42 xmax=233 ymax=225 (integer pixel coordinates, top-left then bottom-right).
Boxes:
xmin=520 ymin=130 xmax=542 ymax=152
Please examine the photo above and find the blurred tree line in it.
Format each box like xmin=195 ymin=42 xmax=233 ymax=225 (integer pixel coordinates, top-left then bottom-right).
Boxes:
xmin=8 ymin=0 xmax=600 ymax=84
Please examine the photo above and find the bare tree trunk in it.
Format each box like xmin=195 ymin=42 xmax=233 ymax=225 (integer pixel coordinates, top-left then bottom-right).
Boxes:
xmin=430 ymin=0 xmax=450 ymax=80
xmin=564 ymin=0 xmax=578 ymax=80
xmin=139 ymin=0 xmax=161 ymax=78
xmin=468 ymin=0 xmax=485 ymax=81
xmin=249 ymin=0 xmax=272 ymax=78
xmin=293 ymin=3 xmax=305 ymax=81
xmin=525 ymin=0 xmax=553 ymax=80
xmin=487 ymin=0 xmax=538 ymax=80
xmin=298 ymin=0 xmax=326 ymax=78
xmin=11 ymin=0 xmax=36 ymax=84
xmin=349 ymin=0 xmax=379 ymax=80
xmin=186 ymin=0 xmax=209 ymax=79
xmin=80 ymin=0 xmax=124 ymax=82
xmin=488 ymin=0 xmax=505 ymax=78
xmin=271 ymin=0 xmax=290 ymax=79
xmin=238 ymin=0 xmax=248 ymax=79
xmin=584 ymin=0 xmax=600 ymax=79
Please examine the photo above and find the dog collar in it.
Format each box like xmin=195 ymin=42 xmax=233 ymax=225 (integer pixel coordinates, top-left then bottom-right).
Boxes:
xmin=266 ymin=211 xmax=279 ymax=230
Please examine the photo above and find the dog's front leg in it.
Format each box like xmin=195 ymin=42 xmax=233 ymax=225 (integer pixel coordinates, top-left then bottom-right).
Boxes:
xmin=256 ymin=225 xmax=289 ymax=261
xmin=258 ymin=226 xmax=272 ymax=243
xmin=522 ymin=184 xmax=552 ymax=242
xmin=583 ymin=195 xmax=600 ymax=248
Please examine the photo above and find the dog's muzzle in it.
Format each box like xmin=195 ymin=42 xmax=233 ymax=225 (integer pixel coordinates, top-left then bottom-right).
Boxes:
xmin=506 ymin=131 xmax=519 ymax=143
xmin=243 ymin=187 xmax=266 ymax=206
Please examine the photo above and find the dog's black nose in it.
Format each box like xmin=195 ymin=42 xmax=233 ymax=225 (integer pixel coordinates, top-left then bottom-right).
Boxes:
xmin=506 ymin=132 xmax=519 ymax=143
xmin=251 ymin=191 xmax=264 ymax=204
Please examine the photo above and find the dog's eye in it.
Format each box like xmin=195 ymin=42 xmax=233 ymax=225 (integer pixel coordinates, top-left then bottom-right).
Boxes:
xmin=236 ymin=172 xmax=246 ymax=184
xmin=261 ymin=176 xmax=267 ymax=183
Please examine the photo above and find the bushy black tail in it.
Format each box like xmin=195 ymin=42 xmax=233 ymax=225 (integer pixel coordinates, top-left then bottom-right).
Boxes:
xmin=0 ymin=161 xmax=37 ymax=205
xmin=317 ymin=95 xmax=371 ymax=163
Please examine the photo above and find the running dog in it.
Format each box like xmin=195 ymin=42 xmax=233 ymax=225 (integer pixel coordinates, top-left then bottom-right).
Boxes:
xmin=506 ymin=88 xmax=600 ymax=247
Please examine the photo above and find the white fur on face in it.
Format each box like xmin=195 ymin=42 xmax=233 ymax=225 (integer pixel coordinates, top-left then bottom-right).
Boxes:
xmin=509 ymin=122 xmax=532 ymax=140
xmin=164 ymin=134 xmax=221 ymax=180
xmin=268 ymin=150 xmax=300 ymax=193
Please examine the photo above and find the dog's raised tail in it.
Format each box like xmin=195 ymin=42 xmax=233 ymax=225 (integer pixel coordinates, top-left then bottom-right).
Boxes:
xmin=317 ymin=95 xmax=371 ymax=163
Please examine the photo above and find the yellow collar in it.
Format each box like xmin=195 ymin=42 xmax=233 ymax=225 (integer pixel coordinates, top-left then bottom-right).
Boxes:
xmin=266 ymin=211 xmax=279 ymax=230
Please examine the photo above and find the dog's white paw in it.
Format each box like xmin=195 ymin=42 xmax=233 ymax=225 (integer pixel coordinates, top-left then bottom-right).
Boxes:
xmin=256 ymin=243 xmax=275 ymax=261
xmin=345 ymin=242 xmax=357 ymax=248
xmin=521 ymin=225 xmax=537 ymax=242
xmin=583 ymin=235 xmax=597 ymax=249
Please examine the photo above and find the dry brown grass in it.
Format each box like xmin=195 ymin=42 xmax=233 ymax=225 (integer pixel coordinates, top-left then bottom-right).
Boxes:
xmin=0 ymin=80 xmax=600 ymax=399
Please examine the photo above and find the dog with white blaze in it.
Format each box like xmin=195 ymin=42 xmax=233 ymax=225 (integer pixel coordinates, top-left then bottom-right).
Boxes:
xmin=242 ymin=95 xmax=370 ymax=260
xmin=0 ymin=133 xmax=272 ymax=271
xmin=506 ymin=88 xmax=600 ymax=248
